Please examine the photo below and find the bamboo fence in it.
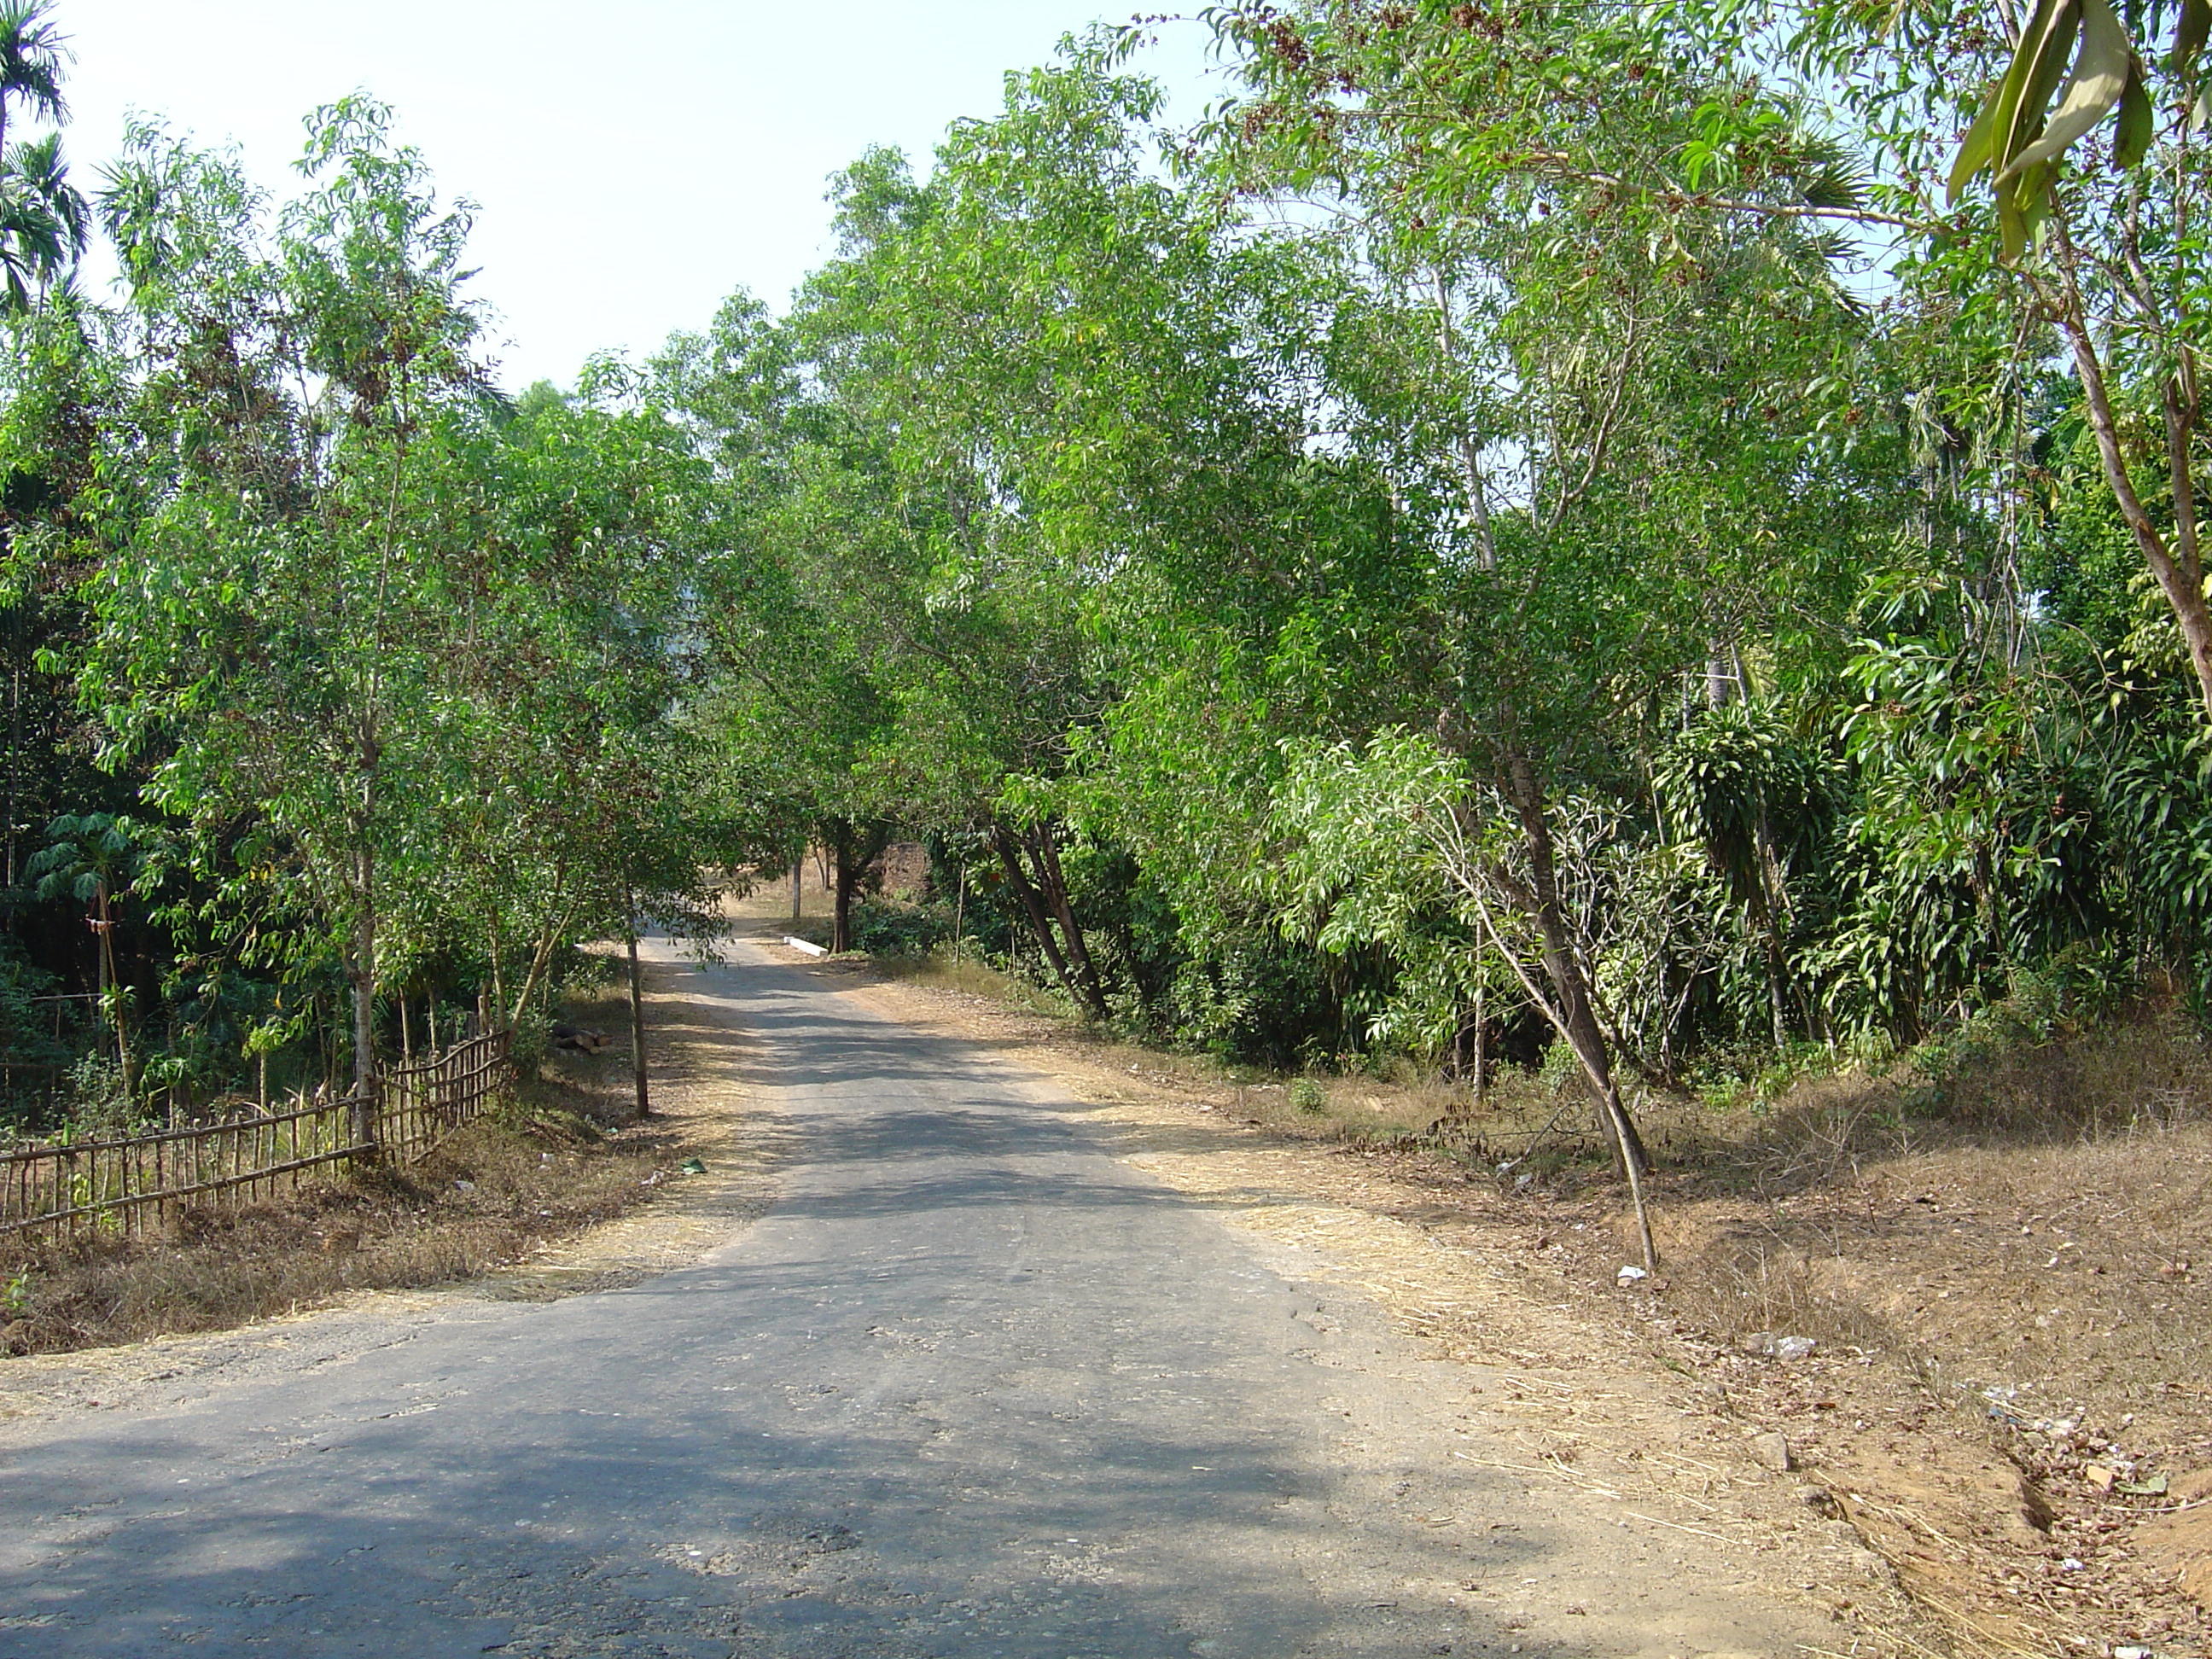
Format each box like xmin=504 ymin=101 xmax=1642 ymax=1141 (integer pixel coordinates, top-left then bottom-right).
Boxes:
xmin=0 ymin=1029 xmax=510 ymax=1240
xmin=375 ymin=1030 xmax=511 ymax=1166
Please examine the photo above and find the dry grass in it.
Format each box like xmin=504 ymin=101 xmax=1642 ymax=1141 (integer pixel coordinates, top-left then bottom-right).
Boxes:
xmin=1371 ymin=1021 xmax=2212 ymax=1655
xmin=0 ymin=985 xmax=702 ymax=1359
xmin=872 ymin=949 xmax=1078 ymax=1022
xmin=1397 ymin=1033 xmax=2212 ymax=1656
xmin=1634 ymin=1024 xmax=2212 ymax=1437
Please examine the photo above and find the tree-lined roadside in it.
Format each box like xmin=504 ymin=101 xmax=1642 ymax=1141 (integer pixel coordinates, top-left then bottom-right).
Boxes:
xmin=3 ymin=0 xmax=2209 ymax=1156
xmin=666 ymin=4 xmax=2212 ymax=1239
xmin=818 ymin=928 xmax=2212 ymax=1657
xmin=2 ymin=14 xmax=2211 ymax=1621
xmin=4 ymin=13 xmax=756 ymax=1132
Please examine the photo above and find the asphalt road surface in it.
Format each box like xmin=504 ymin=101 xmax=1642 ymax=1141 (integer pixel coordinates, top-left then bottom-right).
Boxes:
xmin=0 ymin=937 xmax=1822 ymax=1657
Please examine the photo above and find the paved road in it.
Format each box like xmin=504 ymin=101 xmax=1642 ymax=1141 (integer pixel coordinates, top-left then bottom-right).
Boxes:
xmin=0 ymin=938 xmax=1813 ymax=1657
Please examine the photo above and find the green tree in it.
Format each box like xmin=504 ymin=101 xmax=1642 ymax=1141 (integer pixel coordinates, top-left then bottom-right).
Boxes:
xmin=25 ymin=811 xmax=139 ymax=1084
xmin=0 ymin=1 xmax=81 ymax=311
xmin=1610 ymin=0 xmax=2212 ymax=725
xmin=86 ymin=101 xmax=488 ymax=1095
xmin=431 ymin=369 xmax=725 ymax=1023
xmin=1162 ymin=7 xmax=1912 ymax=1202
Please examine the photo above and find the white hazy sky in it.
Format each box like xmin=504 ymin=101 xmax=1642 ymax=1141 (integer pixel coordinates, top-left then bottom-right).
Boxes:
xmin=57 ymin=3 xmax=1220 ymax=391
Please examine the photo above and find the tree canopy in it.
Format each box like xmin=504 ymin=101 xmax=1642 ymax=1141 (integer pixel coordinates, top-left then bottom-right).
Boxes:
xmin=9 ymin=4 xmax=2212 ymax=1256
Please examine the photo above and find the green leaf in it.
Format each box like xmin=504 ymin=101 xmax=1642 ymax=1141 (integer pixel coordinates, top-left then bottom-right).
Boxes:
xmin=1948 ymin=78 xmax=2007 ymax=205
xmin=2114 ymin=57 xmax=2154 ymax=168
xmin=2170 ymin=0 xmax=2210 ymax=75
xmin=1995 ymin=0 xmax=2139 ymax=185
xmin=1997 ymin=174 xmax=2032 ymax=261
xmin=1994 ymin=0 xmax=2084 ymax=177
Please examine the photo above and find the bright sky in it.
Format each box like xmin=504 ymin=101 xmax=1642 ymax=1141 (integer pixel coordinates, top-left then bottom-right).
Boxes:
xmin=57 ymin=3 xmax=1220 ymax=392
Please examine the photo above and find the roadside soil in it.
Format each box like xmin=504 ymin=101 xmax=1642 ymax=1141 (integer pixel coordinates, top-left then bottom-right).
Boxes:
xmin=0 ymin=952 xmax=783 ymax=1386
xmin=757 ymin=905 xmax=2209 ymax=1659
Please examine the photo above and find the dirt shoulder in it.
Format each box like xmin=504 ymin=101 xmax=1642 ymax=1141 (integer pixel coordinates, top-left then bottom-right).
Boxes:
xmin=0 ymin=946 xmax=782 ymax=1428
xmin=802 ymin=942 xmax=2208 ymax=1659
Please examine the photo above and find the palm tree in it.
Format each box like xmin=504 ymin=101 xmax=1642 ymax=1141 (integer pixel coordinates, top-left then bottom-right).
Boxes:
xmin=0 ymin=2 xmax=77 ymax=311
xmin=0 ymin=131 xmax=84 ymax=307
xmin=27 ymin=814 xmax=142 ymax=1093
xmin=0 ymin=0 xmax=67 ymax=154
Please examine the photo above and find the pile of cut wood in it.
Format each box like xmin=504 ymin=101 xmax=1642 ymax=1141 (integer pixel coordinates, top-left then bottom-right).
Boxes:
xmin=550 ymin=1023 xmax=614 ymax=1055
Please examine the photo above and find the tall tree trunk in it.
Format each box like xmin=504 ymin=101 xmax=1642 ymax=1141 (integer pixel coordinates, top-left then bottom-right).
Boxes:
xmin=1705 ymin=643 xmax=1738 ymax=710
xmin=486 ymin=916 xmax=506 ymax=1034
xmin=348 ymin=841 xmax=379 ymax=1156
xmin=626 ymin=886 xmax=649 ymax=1119
xmin=990 ymin=824 xmax=1075 ymax=989
xmin=343 ymin=697 xmax=385 ymax=1149
xmin=989 ymin=822 xmax=1109 ymax=1020
xmin=1753 ymin=824 xmax=1792 ymax=1051
xmin=1431 ymin=268 xmax=1499 ymax=575
xmin=1499 ymin=751 xmax=1651 ymax=1181
xmin=5 ymin=653 xmax=20 ymax=893
xmin=1027 ymin=825 xmax=1109 ymax=1018
xmin=506 ymin=864 xmax=573 ymax=1028
xmin=1472 ymin=984 xmax=1486 ymax=1104
xmin=2047 ymin=220 xmax=2212 ymax=725
xmin=952 ymin=863 xmax=966 ymax=963
xmin=508 ymin=904 xmax=576 ymax=1029
xmin=1455 ymin=982 xmax=1487 ymax=1104
xmin=833 ymin=854 xmax=861 ymax=953
xmin=824 ymin=822 xmax=886 ymax=953
xmin=92 ymin=876 xmax=131 ymax=1089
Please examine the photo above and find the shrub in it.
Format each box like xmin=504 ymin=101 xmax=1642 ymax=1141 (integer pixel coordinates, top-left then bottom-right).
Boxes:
xmin=1166 ymin=934 xmax=1347 ymax=1068
xmin=849 ymin=897 xmax=953 ymax=958
xmin=61 ymin=1054 xmax=145 ymax=1139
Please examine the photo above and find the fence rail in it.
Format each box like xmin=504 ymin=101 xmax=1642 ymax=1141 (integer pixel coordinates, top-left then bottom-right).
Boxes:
xmin=0 ymin=1029 xmax=511 ymax=1240
xmin=376 ymin=1031 xmax=512 ymax=1166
